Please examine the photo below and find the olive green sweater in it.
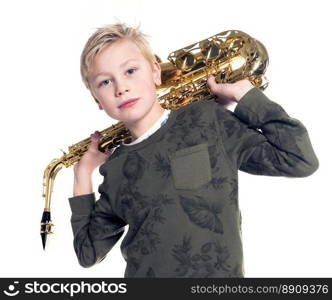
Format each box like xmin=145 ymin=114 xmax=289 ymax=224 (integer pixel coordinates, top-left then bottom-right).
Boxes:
xmin=68 ymin=87 xmax=319 ymax=277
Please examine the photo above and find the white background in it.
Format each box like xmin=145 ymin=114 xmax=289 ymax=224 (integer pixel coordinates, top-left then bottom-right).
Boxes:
xmin=0 ymin=0 xmax=331 ymax=277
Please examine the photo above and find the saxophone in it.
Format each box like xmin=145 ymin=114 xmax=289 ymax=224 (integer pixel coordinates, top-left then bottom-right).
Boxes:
xmin=40 ymin=29 xmax=269 ymax=249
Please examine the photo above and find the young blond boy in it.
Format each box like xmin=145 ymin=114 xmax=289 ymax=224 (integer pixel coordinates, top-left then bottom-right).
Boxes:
xmin=68 ymin=22 xmax=319 ymax=277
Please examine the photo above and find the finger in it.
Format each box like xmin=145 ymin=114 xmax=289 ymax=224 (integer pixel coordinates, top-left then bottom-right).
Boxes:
xmin=91 ymin=131 xmax=101 ymax=140
xmin=207 ymin=75 xmax=219 ymax=93
xmin=89 ymin=134 xmax=100 ymax=148
xmin=207 ymin=76 xmax=214 ymax=86
xmin=207 ymin=75 xmax=215 ymax=84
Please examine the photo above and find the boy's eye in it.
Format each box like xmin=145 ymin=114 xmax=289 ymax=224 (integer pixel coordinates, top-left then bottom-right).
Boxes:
xmin=100 ymin=79 xmax=111 ymax=86
xmin=99 ymin=68 xmax=136 ymax=87
xmin=127 ymin=68 xmax=136 ymax=75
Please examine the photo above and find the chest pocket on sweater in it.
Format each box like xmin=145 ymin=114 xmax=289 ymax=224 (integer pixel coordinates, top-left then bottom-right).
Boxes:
xmin=169 ymin=143 xmax=212 ymax=190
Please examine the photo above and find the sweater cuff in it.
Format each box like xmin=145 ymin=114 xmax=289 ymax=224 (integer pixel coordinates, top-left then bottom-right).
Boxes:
xmin=233 ymin=87 xmax=278 ymax=127
xmin=68 ymin=192 xmax=96 ymax=214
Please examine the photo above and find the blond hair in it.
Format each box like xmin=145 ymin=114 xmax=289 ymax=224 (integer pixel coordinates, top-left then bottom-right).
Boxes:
xmin=80 ymin=22 xmax=156 ymax=90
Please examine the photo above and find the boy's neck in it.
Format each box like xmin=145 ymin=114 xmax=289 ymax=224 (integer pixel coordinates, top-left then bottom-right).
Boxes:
xmin=125 ymin=103 xmax=165 ymax=141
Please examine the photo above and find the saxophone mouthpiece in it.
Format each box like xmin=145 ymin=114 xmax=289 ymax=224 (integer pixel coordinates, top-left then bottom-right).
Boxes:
xmin=40 ymin=210 xmax=54 ymax=250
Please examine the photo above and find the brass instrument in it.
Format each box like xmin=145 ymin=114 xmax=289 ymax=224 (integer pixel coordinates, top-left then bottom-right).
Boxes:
xmin=41 ymin=29 xmax=269 ymax=249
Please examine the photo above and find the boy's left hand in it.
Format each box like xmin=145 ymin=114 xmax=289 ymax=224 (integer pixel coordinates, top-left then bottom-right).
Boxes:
xmin=207 ymin=75 xmax=255 ymax=107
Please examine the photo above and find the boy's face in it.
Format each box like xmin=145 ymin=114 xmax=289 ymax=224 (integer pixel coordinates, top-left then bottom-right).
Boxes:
xmin=88 ymin=38 xmax=162 ymax=125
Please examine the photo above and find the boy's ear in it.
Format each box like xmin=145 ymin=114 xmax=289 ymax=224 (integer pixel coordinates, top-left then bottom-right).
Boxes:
xmin=90 ymin=89 xmax=103 ymax=110
xmin=94 ymin=97 xmax=103 ymax=110
xmin=90 ymin=90 xmax=103 ymax=110
xmin=152 ymin=61 xmax=162 ymax=86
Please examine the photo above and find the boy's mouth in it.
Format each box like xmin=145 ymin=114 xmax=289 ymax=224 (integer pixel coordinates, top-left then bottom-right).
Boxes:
xmin=118 ymin=98 xmax=139 ymax=109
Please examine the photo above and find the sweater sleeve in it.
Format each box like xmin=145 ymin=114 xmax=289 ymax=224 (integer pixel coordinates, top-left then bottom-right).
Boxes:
xmin=68 ymin=187 xmax=127 ymax=268
xmin=213 ymin=87 xmax=319 ymax=177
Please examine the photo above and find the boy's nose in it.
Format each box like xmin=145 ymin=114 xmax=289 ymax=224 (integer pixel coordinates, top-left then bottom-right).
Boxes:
xmin=115 ymin=86 xmax=129 ymax=97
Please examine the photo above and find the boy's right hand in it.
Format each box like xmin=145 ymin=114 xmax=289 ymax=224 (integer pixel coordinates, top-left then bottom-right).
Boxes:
xmin=73 ymin=131 xmax=114 ymax=176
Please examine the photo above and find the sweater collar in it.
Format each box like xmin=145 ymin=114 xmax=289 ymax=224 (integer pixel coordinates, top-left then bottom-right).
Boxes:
xmin=122 ymin=109 xmax=171 ymax=146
